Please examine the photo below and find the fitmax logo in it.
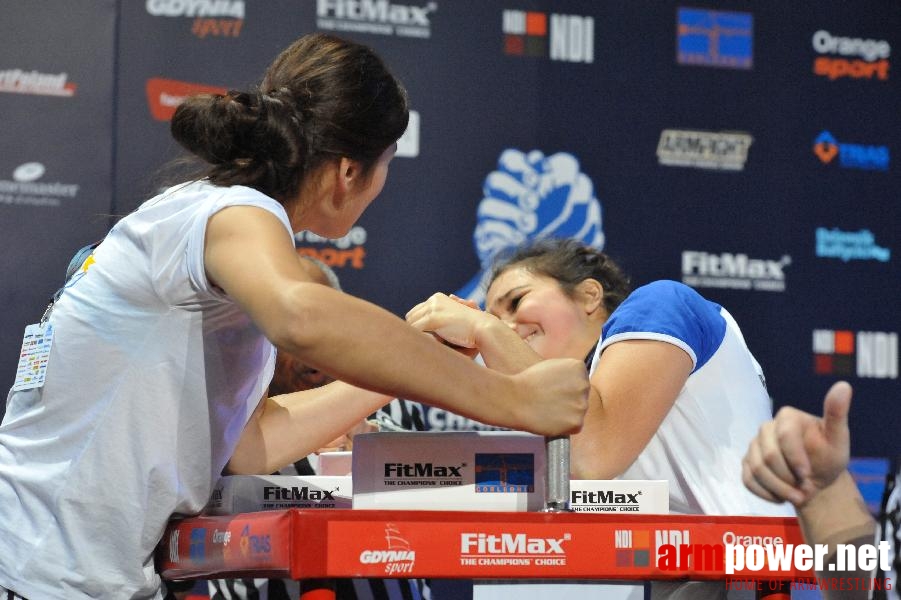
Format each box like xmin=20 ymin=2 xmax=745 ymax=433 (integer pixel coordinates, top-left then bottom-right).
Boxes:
xmin=572 ymin=490 xmax=639 ymax=504
xmin=682 ymin=251 xmax=791 ymax=292
xmin=262 ymin=486 xmax=336 ymax=501
xmin=317 ymin=0 xmax=437 ymax=38
xmin=461 ymin=532 xmax=570 ymax=554
xmin=384 ymin=462 xmax=463 ymax=477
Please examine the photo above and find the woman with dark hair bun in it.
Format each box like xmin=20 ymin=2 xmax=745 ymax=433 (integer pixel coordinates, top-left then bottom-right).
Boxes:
xmin=0 ymin=34 xmax=589 ymax=600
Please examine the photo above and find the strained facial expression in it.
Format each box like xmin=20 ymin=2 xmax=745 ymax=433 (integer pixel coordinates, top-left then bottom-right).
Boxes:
xmin=485 ymin=266 xmax=589 ymax=359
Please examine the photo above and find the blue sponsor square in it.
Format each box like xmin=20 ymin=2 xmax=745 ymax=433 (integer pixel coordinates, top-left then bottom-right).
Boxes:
xmin=189 ymin=527 xmax=206 ymax=561
xmin=677 ymin=7 xmax=753 ymax=69
xmin=474 ymin=453 xmax=535 ymax=493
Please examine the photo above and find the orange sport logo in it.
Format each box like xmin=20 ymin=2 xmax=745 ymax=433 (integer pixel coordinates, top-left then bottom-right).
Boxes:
xmin=812 ymin=30 xmax=891 ymax=81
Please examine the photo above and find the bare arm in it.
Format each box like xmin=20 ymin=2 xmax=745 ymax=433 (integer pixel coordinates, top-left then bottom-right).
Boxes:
xmin=227 ymin=381 xmax=389 ymax=475
xmin=406 ymin=293 xmax=691 ymax=479
xmin=204 ymin=206 xmax=589 ymax=469
xmin=573 ymin=340 xmax=691 ymax=479
xmin=742 ymin=382 xmax=875 ymax=599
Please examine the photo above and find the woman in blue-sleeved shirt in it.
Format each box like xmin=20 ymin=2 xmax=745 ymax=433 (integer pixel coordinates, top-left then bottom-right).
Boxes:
xmin=407 ymin=237 xmax=794 ymax=520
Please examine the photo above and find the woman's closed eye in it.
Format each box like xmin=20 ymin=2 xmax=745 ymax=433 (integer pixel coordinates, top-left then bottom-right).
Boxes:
xmin=508 ymin=293 xmax=524 ymax=312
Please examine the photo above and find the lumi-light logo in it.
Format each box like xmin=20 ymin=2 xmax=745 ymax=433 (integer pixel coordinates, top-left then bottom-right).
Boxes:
xmin=813 ymin=329 xmax=898 ymax=379
xmin=677 ymin=7 xmax=753 ymax=69
xmin=502 ymin=9 xmax=594 ymax=63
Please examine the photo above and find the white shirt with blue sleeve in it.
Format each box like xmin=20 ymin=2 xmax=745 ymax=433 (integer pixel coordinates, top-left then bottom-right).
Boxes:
xmin=590 ymin=280 xmax=795 ymax=517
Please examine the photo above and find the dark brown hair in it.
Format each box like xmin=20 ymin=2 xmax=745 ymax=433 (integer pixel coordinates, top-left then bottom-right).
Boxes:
xmin=170 ymin=33 xmax=409 ymax=202
xmin=488 ymin=237 xmax=632 ymax=315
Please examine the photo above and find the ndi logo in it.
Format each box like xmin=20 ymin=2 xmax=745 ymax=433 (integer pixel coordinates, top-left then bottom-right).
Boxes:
xmin=614 ymin=529 xmax=651 ymax=567
xmin=813 ymin=329 xmax=898 ymax=379
xmin=474 ymin=453 xmax=534 ymax=493
xmin=502 ymin=9 xmax=594 ymax=63
xmin=813 ymin=131 xmax=889 ymax=171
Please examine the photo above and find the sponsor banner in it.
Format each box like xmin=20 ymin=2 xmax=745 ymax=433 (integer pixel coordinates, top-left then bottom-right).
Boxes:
xmin=145 ymin=0 xmax=245 ymax=38
xmin=0 ymin=69 xmax=76 ymax=97
xmin=682 ymin=251 xmax=790 ymax=292
xmin=812 ymin=30 xmax=891 ymax=81
xmin=296 ymin=226 xmax=368 ymax=270
xmin=329 ymin=517 xmax=808 ymax=579
xmin=657 ymin=129 xmax=753 ymax=171
xmin=351 ymin=432 xmax=545 ymax=511
xmin=160 ymin=511 xmax=292 ymax=578
xmin=815 ymin=227 xmax=891 ymax=262
xmin=502 ymin=9 xmax=594 ymax=63
xmin=570 ymin=480 xmax=669 ymax=514
xmin=205 ymin=475 xmax=352 ymax=515
xmin=677 ymin=8 xmax=753 ymax=69
xmin=813 ymin=329 xmax=898 ymax=379
xmin=0 ymin=162 xmax=80 ymax=208
xmin=813 ymin=131 xmax=890 ymax=171
xmin=316 ymin=0 xmax=438 ymax=39
xmin=159 ymin=511 xmax=809 ymax=581
xmin=145 ymin=77 xmax=228 ymax=121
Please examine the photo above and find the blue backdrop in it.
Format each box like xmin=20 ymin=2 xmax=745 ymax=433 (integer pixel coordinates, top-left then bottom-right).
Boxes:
xmin=1 ymin=1 xmax=898 ymax=462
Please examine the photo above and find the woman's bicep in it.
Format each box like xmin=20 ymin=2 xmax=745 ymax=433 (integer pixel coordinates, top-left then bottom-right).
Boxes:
xmin=574 ymin=340 xmax=692 ymax=478
xmin=204 ymin=205 xmax=309 ymax=335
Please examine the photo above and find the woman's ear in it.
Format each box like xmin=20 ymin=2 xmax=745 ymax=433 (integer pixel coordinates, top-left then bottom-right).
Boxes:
xmin=575 ymin=278 xmax=604 ymax=316
xmin=337 ymin=157 xmax=362 ymax=196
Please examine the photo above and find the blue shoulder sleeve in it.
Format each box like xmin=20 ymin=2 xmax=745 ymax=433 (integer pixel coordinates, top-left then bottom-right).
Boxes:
xmin=600 ymin=280 xmax=727 ymax=372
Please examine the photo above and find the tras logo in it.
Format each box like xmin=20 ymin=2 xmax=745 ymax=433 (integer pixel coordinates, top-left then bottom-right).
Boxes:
xmin=677 ymin=8 xmax=753 ymax=70
xmin=813 ymin=329 xmax=898 ymax=380
xmin=146 ymin=0 xmax=245 ymax=38
xmin=813 ymin=131 xmax=889 ymax=171
xmin=238 ymin=524 xmax=271 ymax=558
xmin=502 ymin=9 xmax=594 ymax=63
xmin=359 ymin=525 xmax=416 ymax=575
xmin=812 ymin=30 xmax=891 ymax=81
